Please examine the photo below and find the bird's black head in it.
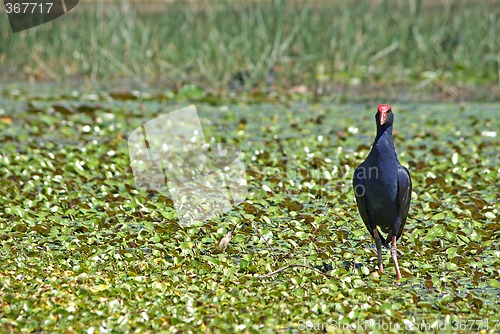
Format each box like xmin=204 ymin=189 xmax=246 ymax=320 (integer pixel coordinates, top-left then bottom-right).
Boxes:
xmin=375 ymin=104 xmax=394 ymax=127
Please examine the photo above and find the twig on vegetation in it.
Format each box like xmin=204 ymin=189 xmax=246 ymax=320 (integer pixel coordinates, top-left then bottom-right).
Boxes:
xmin=260 ymin=264 xmax=335 ymax=279
xmin=246 ymin=217 xmax=280 ymax=267
xmin=218 ymin=213 xmax=280 ymax=268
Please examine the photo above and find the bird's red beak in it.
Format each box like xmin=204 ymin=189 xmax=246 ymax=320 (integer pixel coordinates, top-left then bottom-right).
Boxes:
xmin=378 ymin=104 xmax=391 ymax=125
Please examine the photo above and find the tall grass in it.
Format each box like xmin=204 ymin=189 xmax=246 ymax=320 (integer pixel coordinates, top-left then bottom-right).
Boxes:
xmin=0 ymin=0 xmax=498 ymax=91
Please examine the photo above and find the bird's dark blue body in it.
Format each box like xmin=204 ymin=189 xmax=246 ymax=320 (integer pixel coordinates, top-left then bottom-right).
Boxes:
xmin=353 ymin=104 xmax=412 ymax=279
xmin=358 ymin=125 xmax=401 ymax=239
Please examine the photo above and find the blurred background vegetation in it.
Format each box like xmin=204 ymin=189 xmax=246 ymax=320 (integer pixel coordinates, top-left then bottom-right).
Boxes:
xmin=1 ymin=0 xmax=499 ymax=100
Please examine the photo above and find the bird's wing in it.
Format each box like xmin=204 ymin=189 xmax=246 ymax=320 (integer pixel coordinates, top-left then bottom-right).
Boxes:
xmin=396 ymin=165 xmax=412 ymax=240
xmin=353 ymin=166 xmax=373 ymax=239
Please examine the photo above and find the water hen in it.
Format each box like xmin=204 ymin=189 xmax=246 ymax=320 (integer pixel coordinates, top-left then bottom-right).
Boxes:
xmin=353 ymin=104 xmax=412 ymax=280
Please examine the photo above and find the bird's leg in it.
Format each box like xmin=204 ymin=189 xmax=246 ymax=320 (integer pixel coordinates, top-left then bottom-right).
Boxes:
xmin=391 ymin=235 xmax=402 ymax=280
xmin=373 ymin=228 xmax=384 ymax=273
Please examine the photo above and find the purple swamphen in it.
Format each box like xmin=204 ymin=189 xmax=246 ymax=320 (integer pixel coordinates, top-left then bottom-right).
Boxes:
xmin=353 ymin=104 xmax=412 ymax=280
